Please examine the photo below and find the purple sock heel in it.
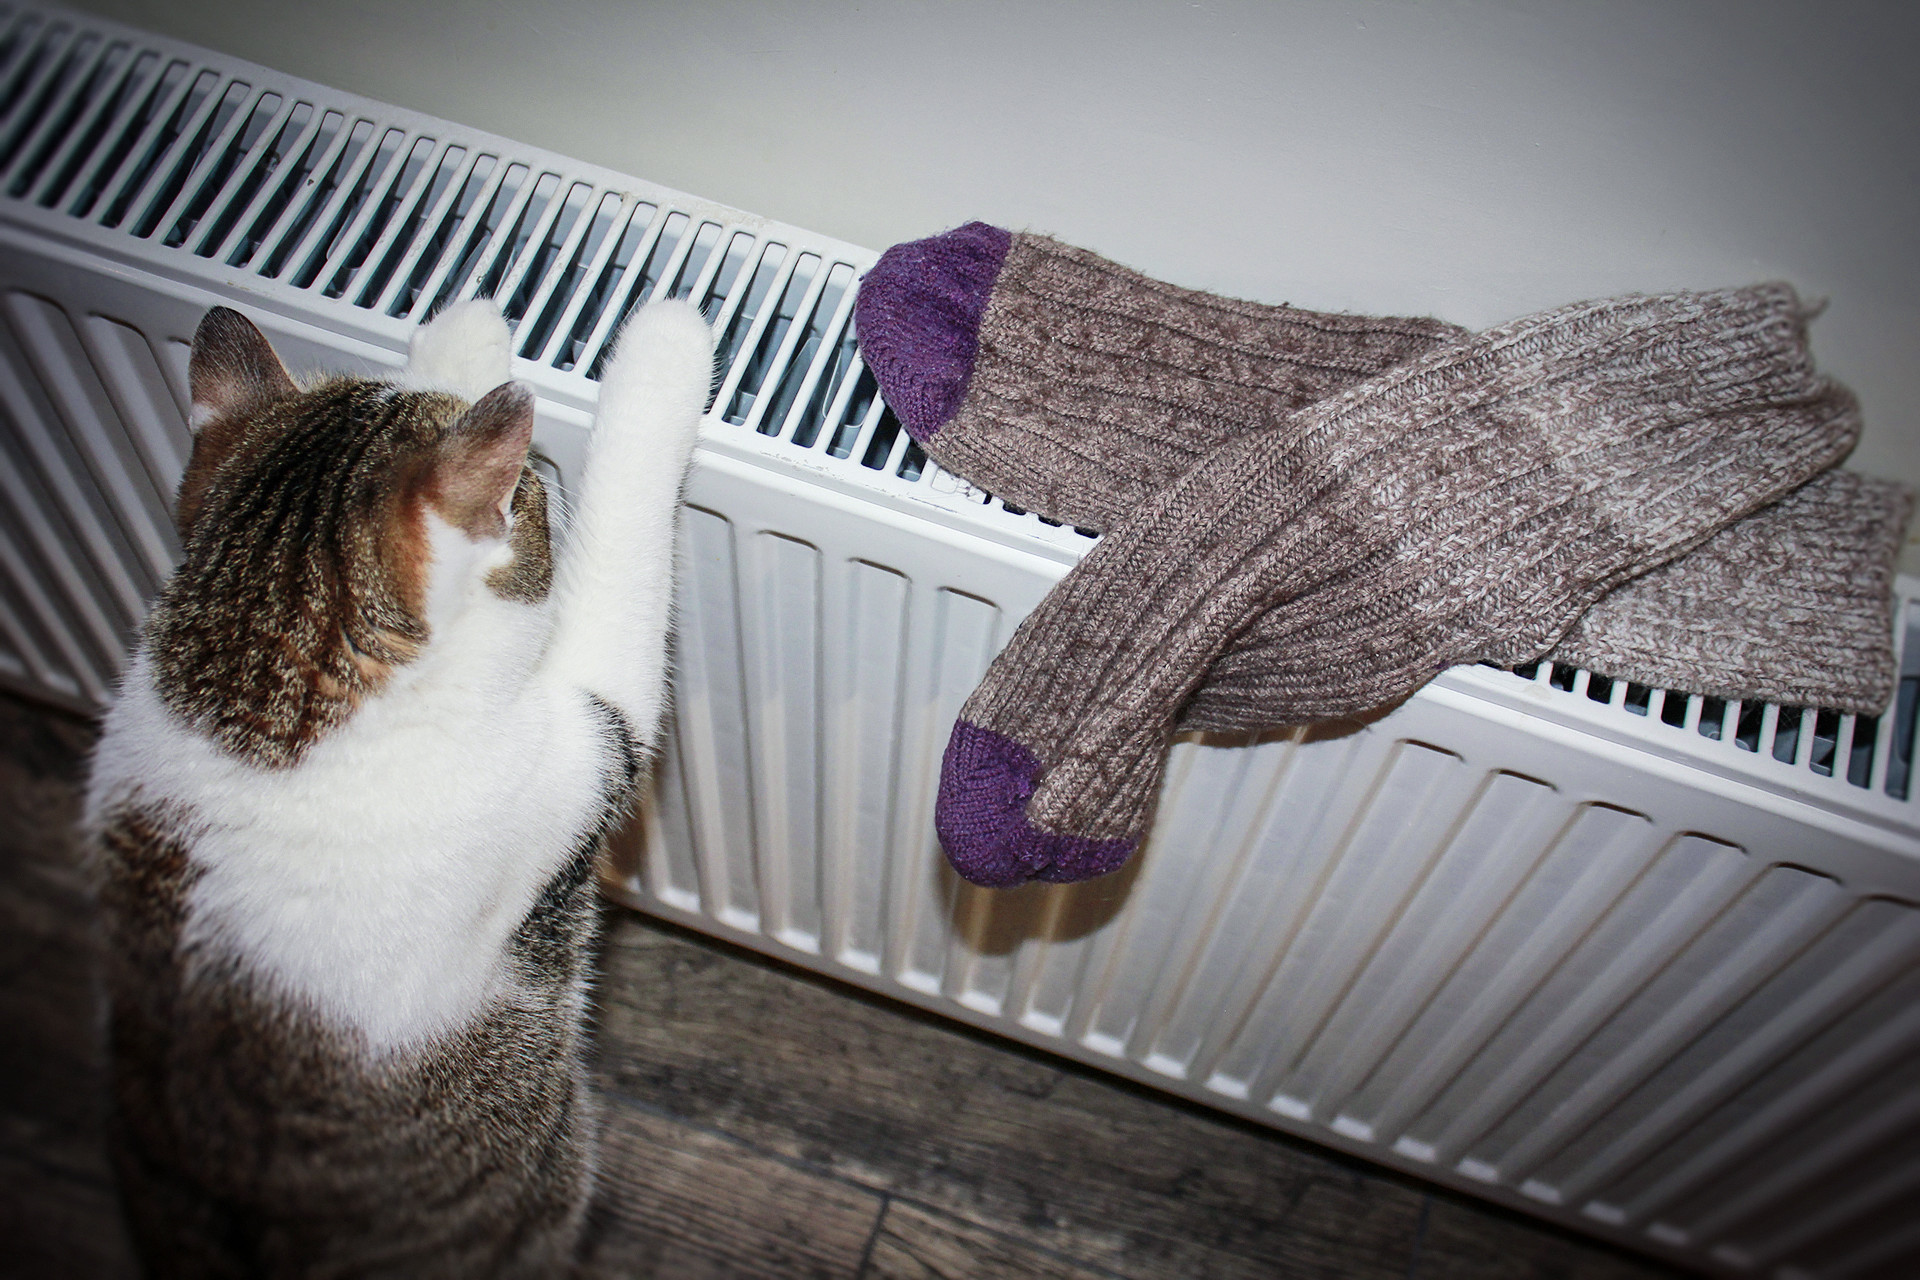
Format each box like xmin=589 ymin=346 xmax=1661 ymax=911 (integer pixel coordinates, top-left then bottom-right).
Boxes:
xmin=853 ymin=222 xmax=1011 ymax=443
xmin=936 ymin=719 xmax=1139 ymax=887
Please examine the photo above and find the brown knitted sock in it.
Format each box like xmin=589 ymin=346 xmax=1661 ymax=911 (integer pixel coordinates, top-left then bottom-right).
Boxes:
xmin=857 ymin=223 xmax=1466 ymax=529
xmin=856 ymin=225 xmax=1910 ymax=713
xmin=929 ymin=285 xmax=1860 ymax=886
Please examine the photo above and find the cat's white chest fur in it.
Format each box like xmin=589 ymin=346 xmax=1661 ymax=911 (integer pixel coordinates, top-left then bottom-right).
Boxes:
xmin=91 ymin=602 xmax=613 ymax=1052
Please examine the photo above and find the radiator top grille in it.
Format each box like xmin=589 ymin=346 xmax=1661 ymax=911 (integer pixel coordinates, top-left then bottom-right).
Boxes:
xmin=0 ymin=5 xmax=952 ymax=489
xmin=0 ymin=1 xmax=1913 ymax=815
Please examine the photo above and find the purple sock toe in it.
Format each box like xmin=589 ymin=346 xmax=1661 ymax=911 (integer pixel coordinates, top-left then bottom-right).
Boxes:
xmin=854 ymin=222 xmax=1012 ymax=442
xmin=936 ymin=719 xmax=1140 ymax=888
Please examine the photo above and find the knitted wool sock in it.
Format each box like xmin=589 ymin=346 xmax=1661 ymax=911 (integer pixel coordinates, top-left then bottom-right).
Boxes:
xmin=931 ymin=285 xmax=1860 ymax=886
xmin=856 ymin=224 xmax=1911 ymax=715
xmin=856 ymin=222 xmax=1467 ymax=530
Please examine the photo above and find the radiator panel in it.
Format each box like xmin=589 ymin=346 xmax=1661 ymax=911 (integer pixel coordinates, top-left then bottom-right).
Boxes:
xmin=2 ymin=8 xmax=1917 ymax=1276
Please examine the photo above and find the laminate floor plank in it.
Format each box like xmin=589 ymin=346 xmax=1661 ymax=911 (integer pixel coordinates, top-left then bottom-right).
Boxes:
xmin=0 ymin=697 xmax=135 ymax=1280
xmin=596 ymin=917 xmax=1538 ymax=1280
xmin=1414 ymin=1196 xmax=1682 ymax=1280
xmin=579 ymin=1098 xmax=884 ymax=1280
xmin=863 ymin=1200 xmax=1120 ymax=1280
xmin=0 ymin=1147 xmax=140 ymax=1280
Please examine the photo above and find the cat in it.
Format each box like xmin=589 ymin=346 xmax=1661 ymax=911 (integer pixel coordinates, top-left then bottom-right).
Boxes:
xmin=82 ymin=293 xmax=715 ymax=1277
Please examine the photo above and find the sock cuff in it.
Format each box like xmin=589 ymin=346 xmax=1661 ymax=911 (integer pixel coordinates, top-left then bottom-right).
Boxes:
xmin=1546 ymin=471 xmax=1914 ymax=712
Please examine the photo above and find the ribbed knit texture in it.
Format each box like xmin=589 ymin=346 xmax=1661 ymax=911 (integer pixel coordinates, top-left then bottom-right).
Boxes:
xmin=1181 ymin=469 xmax=1913 ymax=732
xmin=1528 ymin=471 xmax=1912 ymax=711
xmin=862 ymin=226 xmax=1467 ymax=529
xmin=856 ymin=224 xmax=1912 ymax=723
xmin=925 ymin=285 xmax=1861 ymax=886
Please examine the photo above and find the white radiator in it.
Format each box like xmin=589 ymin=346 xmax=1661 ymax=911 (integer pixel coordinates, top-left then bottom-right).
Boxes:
xmin=2 ymin=8 xmax=1916 ymax=1276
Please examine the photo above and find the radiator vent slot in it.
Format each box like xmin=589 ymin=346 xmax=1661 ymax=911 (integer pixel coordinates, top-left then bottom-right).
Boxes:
xmin=0 ymin=13 xmax=897 ymax=463
xmin=1506 ymin=649 xmax=1920 ymax=802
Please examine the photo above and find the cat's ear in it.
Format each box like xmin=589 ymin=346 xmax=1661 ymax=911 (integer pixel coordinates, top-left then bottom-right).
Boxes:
xmin=188 ymin=307 xmax=296 ymax=430
xmin=432 ymin=381 xmax=535 ymax=539
xmin=177 ymin=308 xmax=299 ymax=539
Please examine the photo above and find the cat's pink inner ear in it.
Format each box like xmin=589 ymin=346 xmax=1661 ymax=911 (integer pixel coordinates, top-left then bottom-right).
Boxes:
xmin=187 ymin=307 xmax=297 ymax=429
xmin=434 ymin=381 xmax=535 ymax=538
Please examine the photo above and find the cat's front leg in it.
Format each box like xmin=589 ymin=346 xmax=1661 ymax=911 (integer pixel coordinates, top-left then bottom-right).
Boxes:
xmin=545 ymin=300 xmax=714 ymax=746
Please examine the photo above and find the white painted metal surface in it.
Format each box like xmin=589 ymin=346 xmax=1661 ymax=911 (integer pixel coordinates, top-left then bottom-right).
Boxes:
xmin=1 ymin=7 xmax=1915 ymax=1275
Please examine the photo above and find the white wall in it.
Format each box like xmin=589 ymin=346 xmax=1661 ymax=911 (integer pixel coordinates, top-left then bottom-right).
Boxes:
xmin=70 ymin=0 xmax=1920 ymax=564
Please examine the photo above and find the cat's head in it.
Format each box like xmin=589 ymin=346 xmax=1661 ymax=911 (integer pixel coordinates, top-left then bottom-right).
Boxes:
xmin=145 ymin=307 xmax=551 ymax=767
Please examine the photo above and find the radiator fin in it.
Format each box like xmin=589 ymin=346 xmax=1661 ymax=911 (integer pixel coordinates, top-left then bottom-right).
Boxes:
xmin=744 ymin=530 xmax=823 ymax=954
xmin=665 ymin=503 xmax=760 ymax=933
xmin=895 ymin=586 xmax=1002 ymax=997
xmin=822 ymin=558 xmax=910 ymax=975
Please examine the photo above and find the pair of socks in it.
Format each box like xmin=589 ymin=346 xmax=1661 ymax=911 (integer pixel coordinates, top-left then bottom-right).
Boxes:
xmin=855 ymin=225 xmax=1909 ymax=887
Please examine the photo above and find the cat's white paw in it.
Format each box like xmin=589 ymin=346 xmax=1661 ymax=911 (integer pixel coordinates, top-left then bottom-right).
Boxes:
xmin=403 ymin=297 xmax=513 ymax=401
xmin=594 ymin=300 xmax=715 ymax=442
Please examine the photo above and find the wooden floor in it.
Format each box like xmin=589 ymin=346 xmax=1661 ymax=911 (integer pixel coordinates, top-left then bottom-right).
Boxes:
xmin=0 ymin=689 xmax=1689 ymax=1279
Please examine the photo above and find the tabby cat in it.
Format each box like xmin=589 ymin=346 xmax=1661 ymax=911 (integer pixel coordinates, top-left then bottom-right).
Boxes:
xmin=83 ymin=295 xmax=714 ymax=1277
